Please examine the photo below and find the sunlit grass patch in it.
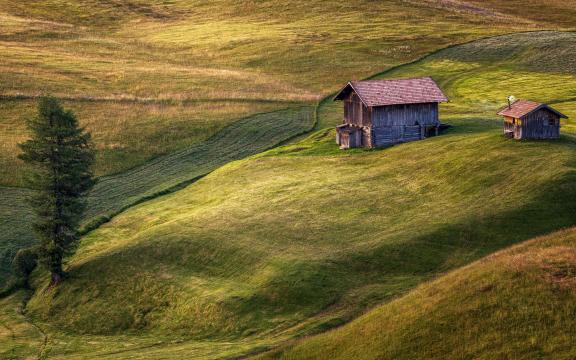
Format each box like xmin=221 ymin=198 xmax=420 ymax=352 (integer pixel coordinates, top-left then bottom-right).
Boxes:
xmin=262 ymin=228 xmax=576 ymax=360
xmin=0 ymin=99 xmax=286 ymax=187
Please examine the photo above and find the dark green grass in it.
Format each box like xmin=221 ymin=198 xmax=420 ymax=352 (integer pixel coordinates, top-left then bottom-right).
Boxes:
xmin=18 ymin=118 xmax=576 ymax=358
xmin=0 ymin=107 xmax=314 ymax=287
xmin=260 ymin=227 xmax=576 ymax=360
xmin=0 ymin=187 xmax=35 ymax=285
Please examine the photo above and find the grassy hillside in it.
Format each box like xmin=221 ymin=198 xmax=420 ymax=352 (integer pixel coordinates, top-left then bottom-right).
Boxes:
xmin=318 ymin=30 xmax=576 ymax=130
xmin=1 ymin=3 xmax=576 ymax=359
xmin=0 ymin=292 xmax=45 ymax=359
xmin=0 ymin=99 xmax=286 ymax=186
xmin=0 ymin=29 xmax=575 ymax=358
xmin=5 ymin=0 xmax=571 ymax=287
xmin=0 ymin=188 xmax=34 ymax=289
xmin=13 ymin=119 xmax=576 ymax=359
xmin=1 ymin=0 xmax=574 ymax=187
xmin=0 ymin=106 xmax=313 ymax=288
xmin=260 ymin=227 xmax=576 ymax=359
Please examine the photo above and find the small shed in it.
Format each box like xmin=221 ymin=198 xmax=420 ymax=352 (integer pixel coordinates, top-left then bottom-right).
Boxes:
xmin=333 ymin=77 xmax=448 ymax=149
xmin=498 ymin=100 xmax=567 ymax=140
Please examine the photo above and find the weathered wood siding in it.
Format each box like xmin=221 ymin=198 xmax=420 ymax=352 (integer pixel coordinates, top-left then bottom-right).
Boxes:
xmin=340 ymin=97 xmax=442 ymax=148
xmin=372 ymin=125 xmax=422 ymax=146
xmin=520 ymin=108 xmax=560 ymax=139
xmin=343 ymin=91 xmax=371 ymax=126
xmin=503 ymin=116 xmax=521 ymax=138
xmin=372 ymin=103 xmax=438 ymax=127
xmin=370 ymin=103 xmax=439 ymax=147
xmin=336 ymin=127 xmax=363 ymax=149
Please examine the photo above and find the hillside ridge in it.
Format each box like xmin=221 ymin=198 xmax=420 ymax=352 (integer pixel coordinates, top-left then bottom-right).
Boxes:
xmin=257 ymin=226 xmax=576 ymax=359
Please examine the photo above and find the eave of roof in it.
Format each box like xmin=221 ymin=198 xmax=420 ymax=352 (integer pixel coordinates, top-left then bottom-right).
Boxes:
xmin=497 ymin=100 xmax=568 ymax=119
xmin=333 ymin=77 xmax=448 ymax=107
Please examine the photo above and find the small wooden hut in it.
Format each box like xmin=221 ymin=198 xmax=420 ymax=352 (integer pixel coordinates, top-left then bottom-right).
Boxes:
xmin=498 ymin=100 xmax=567 ymax=140
xmin=333 ymin=77 xmax=448 ymax=149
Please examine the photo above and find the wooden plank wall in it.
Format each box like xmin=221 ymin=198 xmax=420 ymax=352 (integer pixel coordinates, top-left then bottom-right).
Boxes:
xmin=373 ymin=125 xmax=422 ymax=146
xmin=521 ymin=109 xmax=560 ymax=139
xmin=343 ymin=91 xmax=370 ymax=126
xmin=372 ymin=103 xmax=438 ymax=127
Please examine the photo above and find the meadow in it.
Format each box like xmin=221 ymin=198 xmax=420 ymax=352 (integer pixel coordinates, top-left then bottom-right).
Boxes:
xmin=5 ymin=28 xmax=576 ymax=352
xmin=0 ymin=106 xmax=314 ymax=288
xmin=0 ymin=0 xmax=568 ymax=187
xmin=4 ymin=0 xmax=564 ymax=286
xmin=1 ymin=1 xmax=576 ymax=359
xmin=14 ymin=113 xmax=576 ymax=359
xmin=261 ymin=227 xmax=576 ymax=359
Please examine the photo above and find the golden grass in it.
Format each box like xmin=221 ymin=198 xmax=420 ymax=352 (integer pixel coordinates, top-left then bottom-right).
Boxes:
xmin=1 ymin=0 xmax=575 ymax=187
xmin=19 ymin=121 xmax=576 ymax=358
xmin=0 ymin=99 xmax=285 ymax=186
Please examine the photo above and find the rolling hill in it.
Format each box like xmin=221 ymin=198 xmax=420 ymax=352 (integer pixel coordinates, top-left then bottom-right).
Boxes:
xmin=0 ymin=106 xmax=314 ymax=285
xmin=5 ymin=0 xmax=571 ymax=287
xmin=13 ymin=115 xmax=576 ymax=358
xmin=4 ymin=0 xmax=575 ymax=288
xmin=1 ymin=2 xmax=576 ymax=359
xmin=1 ymin=0 xmax=553 ymax=187
xmin=4 ymin=44 xmax=575 ymax=354
xmin=259 ymin=227 xmax=576 ymax=360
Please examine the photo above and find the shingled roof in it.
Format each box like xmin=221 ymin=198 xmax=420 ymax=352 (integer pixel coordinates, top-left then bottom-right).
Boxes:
xmin=497 ymin=99 xmax=568 ymax=119
xmin=333 ymin=77 xmax=448 ymax=107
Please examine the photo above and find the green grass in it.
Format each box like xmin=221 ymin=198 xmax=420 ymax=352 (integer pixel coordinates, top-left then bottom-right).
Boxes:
xmin=318 ymin=31 xmax=576 ymax=130
xmin=5 ymin=0 xmax=568 ymax=286
xmin=0 ymin=187 xmax=35 ymax=285
xmin=0 ymin=99 xmax=287 ymax=187
xmin=260 ymin=227 xmax=576 ymax=359
xmin=2 ymin=4 xmax=576 ymax=359
xmin=1 ymin=0 xmax=574 ymax=186
xmin=2 ymin=29 xmax=576 ymax=360
xmin=0 ymin=292 xmax=45 ymax=359
xmin=0 ymin=106 xmax=314 ymax=288
xmin=12 ymin=119 xmax=576 ymax=358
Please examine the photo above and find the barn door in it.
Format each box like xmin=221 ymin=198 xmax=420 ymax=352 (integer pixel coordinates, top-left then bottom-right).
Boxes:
xmin=340 ymin=133 xmax=350 ymax=149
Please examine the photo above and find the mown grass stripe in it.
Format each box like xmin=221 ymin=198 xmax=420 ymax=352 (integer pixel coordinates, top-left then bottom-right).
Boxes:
xmin=0 ymin=106 xmax=314 ymax=286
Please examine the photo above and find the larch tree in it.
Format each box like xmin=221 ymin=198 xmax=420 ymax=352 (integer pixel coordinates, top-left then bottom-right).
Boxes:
xmin=18 ymin=97 xmax=95 ymax=286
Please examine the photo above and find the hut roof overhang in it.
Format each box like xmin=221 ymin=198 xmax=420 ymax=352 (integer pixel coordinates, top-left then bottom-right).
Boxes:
xmin=333 ymin=77 xmax=448 ymax=107
xmin=497 ymin=99 xmax=568 ymax=119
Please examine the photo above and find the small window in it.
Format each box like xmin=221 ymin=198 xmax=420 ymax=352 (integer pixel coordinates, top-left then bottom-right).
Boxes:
xmin=549 ymin=118 xmax=556 ymax=126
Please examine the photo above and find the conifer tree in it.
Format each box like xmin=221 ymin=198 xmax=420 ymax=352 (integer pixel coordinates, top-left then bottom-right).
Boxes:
xmin=18 ymin=97 xmax=95 ymax=285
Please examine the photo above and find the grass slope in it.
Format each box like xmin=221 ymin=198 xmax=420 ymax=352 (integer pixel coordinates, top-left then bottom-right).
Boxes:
xmin=1 ymin=0 xmax=575 ymax=186
xmin=0 ymin=292 xmax=45 ymax=359
xmin=0 ymin=187 xmax=35 ymax=289
xmin=5 ymin=0 xmax=569 ymax=287
xmin=17 ymin=120 xmax=576 ymax=359
xmin=318 ymin=30 xmax=576 ymax=130
xmin=260 ymin=227 xmax=576 ymax=360
xmin=0 ymin=99 xmax=287 ymax=186
xmin=1 ymin=30 xmax=576 ymax=359
xmin=0 ymin=106 xmax=313 ymax=287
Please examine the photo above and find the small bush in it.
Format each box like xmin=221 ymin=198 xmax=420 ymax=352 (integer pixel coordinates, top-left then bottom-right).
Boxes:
xmin=11 ymin=246 xmax=39 ymax=284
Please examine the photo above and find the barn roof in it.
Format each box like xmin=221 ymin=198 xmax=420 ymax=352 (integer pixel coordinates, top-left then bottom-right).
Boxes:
xmin=333 ymin=77 xmax=448 ymax=107
xmin=497 ymin=100 xmax=568 ymax=119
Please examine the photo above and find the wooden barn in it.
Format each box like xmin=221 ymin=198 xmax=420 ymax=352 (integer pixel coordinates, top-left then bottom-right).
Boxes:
xmin=498 ymin=99 xmax=568 ymax=140
xmin=333 ymin=77 xmax=448 ymax=149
